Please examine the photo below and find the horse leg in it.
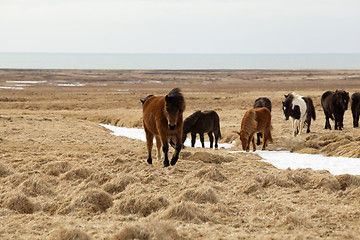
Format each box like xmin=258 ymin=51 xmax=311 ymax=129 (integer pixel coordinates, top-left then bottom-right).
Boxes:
xmin=355 ymin=113 xmax=359 ymax=128
xmin=298 ymin=117 xmax=304 ymax=135
xmin=155 ymin=135 xmax=162 ymax=161
xmin=306 ymin=118 xmax=311 ymax=133
xmin=208 ymin=132 xmax=214 ymax=148
xmin=293 ymin=119 xmax=299 ymax=136
xmin=334 ymin=116 xmax=339 ymax=130
xmin=256 ymin=132 xmax=262 ymax=146
xmin=325 ymin=116 xmax=331 ymax=130
xmin=191 ymin=132 xmax=196 ymax=147
xmin=170 ymin=134 xmax=182 ymax=166
xmin=200 ymin=133 xmax=205 ymax=148
xmin=214 ymin=133 xmax=219 ymax=149
xmin=262 ymin=131 xmax=267 ymax=150
xmin=145 ymin=130 xmax=154 ymax=164
xmin=251 ymin=135 xmax=256 ymax=152
xmin=161 ymin=140 xmax=170 ymax=167
xmin=290 ymin=117 xmax=296 ymax=136
xmin=339 ymin=114 xmax=344 ymax=130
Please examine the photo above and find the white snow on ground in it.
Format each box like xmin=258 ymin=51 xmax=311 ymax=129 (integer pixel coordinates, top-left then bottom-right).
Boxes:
xmin=100 ymin=124 xmax=360 ymax=175
xmin=99 ymin=123 xmax=232 ymax=149
xmin=0 ymin=86 xmax=24 ymax=90
xmin=6 ymin=81 xmax=47 ymax=84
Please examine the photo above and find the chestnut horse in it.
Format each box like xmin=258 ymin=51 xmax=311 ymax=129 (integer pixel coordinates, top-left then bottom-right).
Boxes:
xmin=141 ymin=88 xmax=186 ymax=167
xmin=253 ymin=97 xmax=272 ymax=145
xmin=236 ymin=107 xmax=272 ymax=151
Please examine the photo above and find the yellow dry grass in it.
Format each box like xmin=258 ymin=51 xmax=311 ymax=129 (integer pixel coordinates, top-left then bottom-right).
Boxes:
xmin=1 ymin=69 xmax=360 ymax=239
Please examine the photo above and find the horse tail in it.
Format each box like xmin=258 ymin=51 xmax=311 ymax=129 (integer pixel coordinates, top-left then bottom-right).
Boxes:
xmin=304 ymin=97 xmax=316 ymax=121
xmin=214 ymin=112 xmax=222 ymax=139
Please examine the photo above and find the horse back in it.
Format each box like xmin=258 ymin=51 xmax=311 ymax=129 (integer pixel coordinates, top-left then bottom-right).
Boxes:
xmin=142 ymin=96 xmax=165 ymax=135
xmin=194 ymin=110 xmax=220 ymax=133
xmin=254 ymin=97 xmax=272 ymax=112
xmin=303 ymin=97 xmax=316 ymax=120
xmin=254 ymin=107 xmax=271 ymax=131
xmin=321 ymin=91 xmax=334 ymax=107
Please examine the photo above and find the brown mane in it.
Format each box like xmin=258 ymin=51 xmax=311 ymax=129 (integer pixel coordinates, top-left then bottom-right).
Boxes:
xmin=241 ymin=108 xmax=257 ymax=134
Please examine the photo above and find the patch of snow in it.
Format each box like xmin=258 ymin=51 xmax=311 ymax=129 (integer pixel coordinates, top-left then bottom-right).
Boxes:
xmin=0 ymin=86 xmax=24 ymax=90
xmin=6 ymin=81 xmax=47 ymax=84
xmin=100 ymin=124 xmax=360 ymax=175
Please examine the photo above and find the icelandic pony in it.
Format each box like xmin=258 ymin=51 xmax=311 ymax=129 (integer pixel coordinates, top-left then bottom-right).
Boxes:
xmin=236 ymin=107 xmax=272 ymax=151
xmin=321 ymin=90 xmax=349 ymax=130
xmin=141 ymin=88 xmax=186 ymax=167
xmin=351 ymin=92 xmax=360 ymax=128
xmin=253 ymin=97 xmax=272 ymax=145
xmin=182 ymin=110 xmax=221 ymax=148
xmin=282 ymin=92 xmax=316 ymax=136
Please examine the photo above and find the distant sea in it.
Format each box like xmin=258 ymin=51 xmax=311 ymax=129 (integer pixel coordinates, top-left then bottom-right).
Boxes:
xmin=0 ymin=53 xmax=359 ymax=70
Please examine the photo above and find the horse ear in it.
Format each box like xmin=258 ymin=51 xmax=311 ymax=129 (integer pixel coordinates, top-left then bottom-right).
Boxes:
xmin=140 ymin=99 xmax=145 ymax=104
xmin=236 ymin=131 xmax=241 ymax=136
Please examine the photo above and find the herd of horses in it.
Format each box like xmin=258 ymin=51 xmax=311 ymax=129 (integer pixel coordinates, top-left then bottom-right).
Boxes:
xmin=141 ymin=88 xmax=360 ymax=167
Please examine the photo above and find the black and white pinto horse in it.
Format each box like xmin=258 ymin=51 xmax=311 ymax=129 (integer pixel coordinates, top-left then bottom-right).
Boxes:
xmin=282 ymin=92 xmax=316 ymax=136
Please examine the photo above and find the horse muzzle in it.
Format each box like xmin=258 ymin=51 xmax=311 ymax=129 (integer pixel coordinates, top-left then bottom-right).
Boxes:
xmin=168 ymin=124 xmax=176 ymax=130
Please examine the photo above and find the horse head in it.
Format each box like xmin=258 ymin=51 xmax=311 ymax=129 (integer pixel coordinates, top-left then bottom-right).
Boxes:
xmin=335 ymin=90 xmax=350 ymax=111
xmin=237 ymin=130 xmax=250 ymax=151
xmin=164 ymin=88 xmax=185 ymax=130
xmin=282 ymin=100 xmax=290 ymax=120
xmin=282 ymin=93 xmax=294 ymax=120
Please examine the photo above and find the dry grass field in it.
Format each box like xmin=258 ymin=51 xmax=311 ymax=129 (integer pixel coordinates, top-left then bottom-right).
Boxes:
xmin=1 ymin=69 xmax=360 ymax=239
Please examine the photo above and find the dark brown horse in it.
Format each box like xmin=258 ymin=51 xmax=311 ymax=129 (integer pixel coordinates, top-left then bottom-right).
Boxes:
xmin=351 ymin=92 xmax=360 ymax=128
xmin=237 ymin=107 xmax=272 ymax=151
xmin=253 ymin=97 xmax=272 ymax=145
xmin=321 ymin=90 xmax=349 ymax=130
xmin=141 ymin=88 xmax=186 ymax=167
xmin=182 ymin=110 xmax=221 ymax=148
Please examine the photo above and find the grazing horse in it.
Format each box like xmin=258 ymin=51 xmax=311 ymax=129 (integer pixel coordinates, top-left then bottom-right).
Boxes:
xmin=282 ymin=92 xmax=316 ymax=136
xmin=253 ymin=97 xmax=272 ymax=145
xmin=182 ymin=110 xmax=221 ymax=148
xmin=141 ymin=88 xmax=186 ymax=167
xmin=351 ymin=92 xmax=360 ymax=128
xmin=236 ymin=107 xmax=272 ymax=151
xmin=321 ymin=90 xmax=349 ymax=130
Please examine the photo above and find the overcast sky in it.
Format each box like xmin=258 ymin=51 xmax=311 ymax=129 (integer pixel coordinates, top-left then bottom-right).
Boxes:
xmin=0 ymin=0 xmax=359 ymax=54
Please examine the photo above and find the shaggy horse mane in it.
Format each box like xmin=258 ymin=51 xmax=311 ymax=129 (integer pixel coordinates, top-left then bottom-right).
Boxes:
xmin=241 ymin=108 xmax=257 ymax=133
xmin=183 ymin=110 xmax=202 ymax=132
xmin=166 ymin=88 xmax=186 ymax=113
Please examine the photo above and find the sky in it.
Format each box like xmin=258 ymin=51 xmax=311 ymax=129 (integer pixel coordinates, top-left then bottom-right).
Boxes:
xmin=1 ymin=0 xmax=360 ymax=54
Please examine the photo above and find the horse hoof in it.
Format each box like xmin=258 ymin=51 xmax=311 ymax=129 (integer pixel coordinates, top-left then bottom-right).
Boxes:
xmin=164 ymin=163 xmax=169 ymax=167
xmin=170 ymin=159 xmax=178 ymax=166
xmin=147 ymin=158 xmax=152 ymax=164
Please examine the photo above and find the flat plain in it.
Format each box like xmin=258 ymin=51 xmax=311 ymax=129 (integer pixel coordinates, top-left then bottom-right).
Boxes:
xmin=1 ymin=69 xmax=360 ymax=239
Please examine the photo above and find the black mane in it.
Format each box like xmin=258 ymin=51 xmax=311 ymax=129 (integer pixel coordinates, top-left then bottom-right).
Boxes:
xmin=140 ymin=95 xmax=154 ymax=105
xmin=166 ymin=88 xmax=186 ymax=113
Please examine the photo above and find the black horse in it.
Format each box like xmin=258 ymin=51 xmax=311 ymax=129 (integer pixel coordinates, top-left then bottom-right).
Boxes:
xmin=182 ymin=110 xmax=221 ymax=148
xmin=253 ymin=97 xmax=272 ymax=145
xmin=351 ymin=92 xmax=360 ymax=128
xmin=321 ymin=90 xmax=349 ymax=130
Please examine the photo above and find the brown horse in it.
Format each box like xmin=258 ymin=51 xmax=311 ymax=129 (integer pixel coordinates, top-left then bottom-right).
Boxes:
xmin=236 ymin=107 xmax=272 ymax=151
xmin=141 ymin=88 xmax=186 ymax=167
